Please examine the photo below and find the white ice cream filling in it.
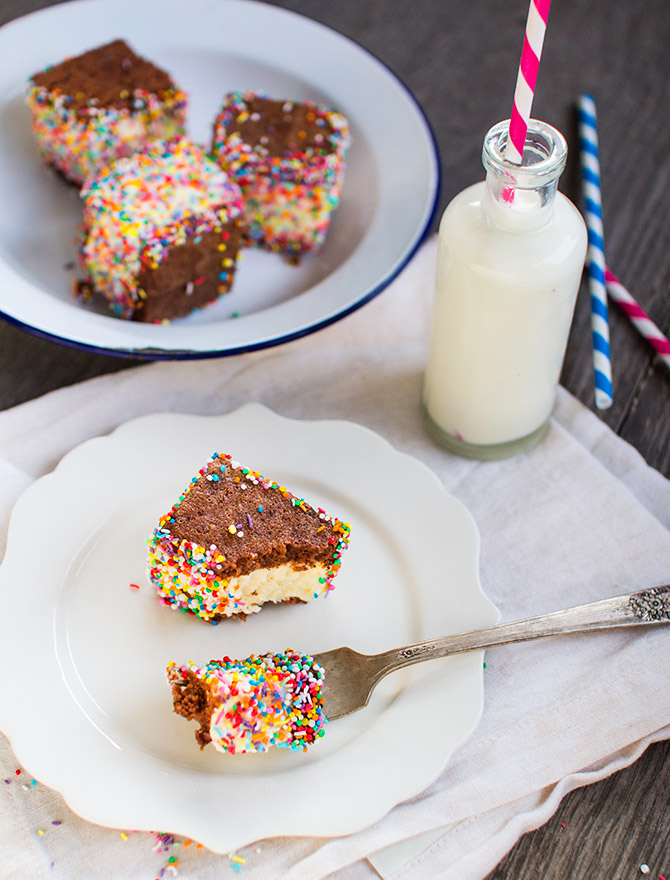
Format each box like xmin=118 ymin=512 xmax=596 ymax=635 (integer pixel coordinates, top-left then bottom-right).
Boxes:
xmin=232 ymin=563 xmax=328 ymax=614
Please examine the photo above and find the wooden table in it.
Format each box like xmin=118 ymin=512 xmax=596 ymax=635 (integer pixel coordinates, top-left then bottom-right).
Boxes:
xmin=1 ymin=1 xmax=668 ymax=877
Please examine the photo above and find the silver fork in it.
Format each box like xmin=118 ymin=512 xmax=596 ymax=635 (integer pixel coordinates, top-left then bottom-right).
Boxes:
xmin=313 ymin=585 xmax=670 ymax=720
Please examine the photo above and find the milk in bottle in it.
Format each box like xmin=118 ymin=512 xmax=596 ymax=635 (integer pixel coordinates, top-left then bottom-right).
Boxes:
xmin=423 ymin=119 xmax=587 ymax=459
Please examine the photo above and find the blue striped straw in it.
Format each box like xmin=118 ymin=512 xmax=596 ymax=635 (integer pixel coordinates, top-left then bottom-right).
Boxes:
xmin=577 ymin=93 xmax=613 ymax=410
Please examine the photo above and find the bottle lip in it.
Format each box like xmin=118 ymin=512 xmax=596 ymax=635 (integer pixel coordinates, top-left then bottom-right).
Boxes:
xmin=483 ymin=119 xmax=567 ymax=185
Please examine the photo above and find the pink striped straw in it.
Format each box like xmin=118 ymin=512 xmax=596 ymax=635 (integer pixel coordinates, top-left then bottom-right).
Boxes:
xmin=505 ymin=0 xmax=553 ymax=163
xmin=605 ymin=268 xmax=670 ymax=373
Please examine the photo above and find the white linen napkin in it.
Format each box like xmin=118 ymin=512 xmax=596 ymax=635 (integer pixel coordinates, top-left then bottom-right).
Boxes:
xmin=1 ymin=237 xmax=669 ymax=880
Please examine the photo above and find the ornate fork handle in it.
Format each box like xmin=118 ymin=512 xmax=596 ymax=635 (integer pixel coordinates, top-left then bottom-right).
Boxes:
xmin=369 ymin=586 xmax=670 ymax=682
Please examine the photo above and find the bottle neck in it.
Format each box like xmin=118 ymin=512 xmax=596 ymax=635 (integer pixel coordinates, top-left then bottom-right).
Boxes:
xmin=483 ymin=171 xmax=559 ymax=232
xmin=481 ymin=119 xmax=567 ymax=233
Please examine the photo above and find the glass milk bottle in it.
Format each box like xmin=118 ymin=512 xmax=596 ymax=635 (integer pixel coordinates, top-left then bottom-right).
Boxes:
xmin=423 ymin=119 xmax=587 ymax=459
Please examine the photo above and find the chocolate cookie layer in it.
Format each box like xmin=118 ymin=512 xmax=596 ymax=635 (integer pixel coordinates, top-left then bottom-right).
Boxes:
xmin=224 ymin=96 xmax=337 ymax=159
xmin=167 ymin=456 xmax=337 ymax=578
xmin=31 ymin=39 xmax=176 ymax=115
xmin=135 ymin=221 xmax=243 ymax=323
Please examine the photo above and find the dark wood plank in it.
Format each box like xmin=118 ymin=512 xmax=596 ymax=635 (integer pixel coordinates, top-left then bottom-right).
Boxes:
xmin=0 ymin=1 xmax=668 ymax=878
xmin=487 ymin=738 xmax=670 ymax=880
xmin=0 ymin=320 xmax=132 ymax=408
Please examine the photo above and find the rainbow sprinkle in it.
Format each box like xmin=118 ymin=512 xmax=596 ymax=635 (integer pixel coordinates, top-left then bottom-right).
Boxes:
xmin=147 ymin=452 xmax=351 ymax=622
xmin=80 ymin=138 xmax=244 ymax=319
xmin=212 ymin=92 xmax=350 ymax=262
xmin=167 ymin=649 xmax=327 ymax=753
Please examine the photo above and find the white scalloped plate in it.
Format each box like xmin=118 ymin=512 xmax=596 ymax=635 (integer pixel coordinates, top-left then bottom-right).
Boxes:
xmin=0 ymin=0 xmax=439 ymax=357
xmin=0 ymin=404 xmax=497 ymax=851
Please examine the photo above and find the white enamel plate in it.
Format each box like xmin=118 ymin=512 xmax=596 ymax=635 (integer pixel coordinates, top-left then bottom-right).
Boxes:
xmin=0 ymin=405 xmax=497 ymax=851
xmin=0 ymin=0 xmax=439 ymax=357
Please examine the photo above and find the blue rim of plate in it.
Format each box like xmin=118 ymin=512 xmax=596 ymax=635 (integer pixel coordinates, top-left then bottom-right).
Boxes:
xmin=0 ymin=3 xmax=441 ymax=362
